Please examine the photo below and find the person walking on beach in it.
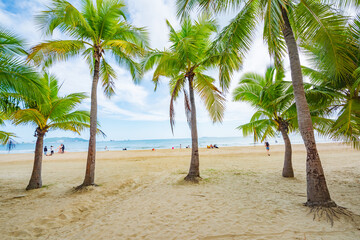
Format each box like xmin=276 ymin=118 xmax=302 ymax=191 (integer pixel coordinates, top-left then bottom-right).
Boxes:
xmin=44 ymin=146 xmax=48 ymax=156
xmin=265 ymin=142 xmax=270 ymax=156
xmin=61 ymin=144 xmax=65 ymax=153
xmin=50 ymin=146 xmax=54 ymax=156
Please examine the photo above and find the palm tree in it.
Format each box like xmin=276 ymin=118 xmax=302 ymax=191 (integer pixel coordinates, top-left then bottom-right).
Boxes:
xmin=10 ymin=72 xmax=91 ymax=190
xmin=233 ymin=66 xmax=296 ymax=177
xmin=28 ymin=0 xmax=149 ymax=188
xmin=142 ymin=16 xmax=239 ymax=182
xmin=177 ymin=0 xmax=351 ymax=207
xmin=301 ymin=15 xmax=360 ymax=149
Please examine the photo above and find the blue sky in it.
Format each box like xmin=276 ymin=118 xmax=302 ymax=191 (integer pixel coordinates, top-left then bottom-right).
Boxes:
xmin=1 ymin=0 xmax=279 ymax=142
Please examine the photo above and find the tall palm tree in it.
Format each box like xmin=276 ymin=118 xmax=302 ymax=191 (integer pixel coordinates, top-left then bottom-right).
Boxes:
xmin=10 ymin=72 xmax=92 ymax=190
xmin=28 ymin=0 xmax=149 ymax=188
xmin=142 ymin=16 xmax=239 ymax=182
xmin=233 ymin=66 xmax=296 ymax=177
xmin=177 ymin=0 xmax=351 ymax=207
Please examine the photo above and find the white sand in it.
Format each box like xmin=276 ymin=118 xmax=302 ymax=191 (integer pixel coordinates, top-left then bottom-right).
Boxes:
xmin=0 ymin=143 xmax=359 ymax=239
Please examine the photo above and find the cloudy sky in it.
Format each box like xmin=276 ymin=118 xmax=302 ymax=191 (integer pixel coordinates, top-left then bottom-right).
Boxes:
xmin=1 ymin=0 xmax=291 ymax=142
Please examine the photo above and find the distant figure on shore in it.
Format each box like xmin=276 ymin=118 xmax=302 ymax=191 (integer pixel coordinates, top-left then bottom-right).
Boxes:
xmin=214 ymin=144 xmax=218 ymax=148
xmin=186 ymin=145 xmax=190 ymax=148
xmin=44 ymin=146 xmax=48 ymax=156
xmin=61 ymin=144 xmax=65 ymax=153
xmin=50 ymin=146 xmax=54 ymax=155
xmin=123 ymin=148 xmax=127 ymax=151
xmin=180 ymin=144 xmax=182 ymax=149
xmin=152 ymin=148 xmax=155 ymax=151
xmin=105 ymin=146 xmax=108 ymax=151
xmin=265 ymin=142 xmax=270 ymax=156
xmin=7 ymin=140 xmax=15 ymax=153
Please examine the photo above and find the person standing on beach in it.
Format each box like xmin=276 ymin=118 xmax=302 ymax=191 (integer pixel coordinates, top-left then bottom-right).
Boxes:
xmin=61 ymin=144 xmax=65 ymax=153
xmin=44 ymin=146 xmax=48 ymax=156
xmin=50 ymin=146 xmax=54 ymax=156
xmin=265 ymin=142 xmax=270 ymax=156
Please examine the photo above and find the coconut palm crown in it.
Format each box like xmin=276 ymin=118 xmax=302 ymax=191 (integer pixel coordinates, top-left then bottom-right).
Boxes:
xmin=10 ymin=72 xmax=92 ymax=190
xmin=28 ymin=0 xmax=149 ymax=187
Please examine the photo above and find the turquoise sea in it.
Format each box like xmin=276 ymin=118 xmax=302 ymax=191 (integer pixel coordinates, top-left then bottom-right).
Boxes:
xmin=0 ymin=135 xmax=336 ymax=154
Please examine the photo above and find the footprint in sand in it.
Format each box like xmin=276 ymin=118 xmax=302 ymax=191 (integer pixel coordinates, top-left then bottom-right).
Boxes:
xmin=58 ymin=213 xmax=68 ymax=220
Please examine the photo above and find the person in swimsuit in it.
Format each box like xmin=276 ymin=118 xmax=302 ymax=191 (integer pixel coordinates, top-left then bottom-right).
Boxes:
xmin=265 ymin=142 xmax=270 ymax=156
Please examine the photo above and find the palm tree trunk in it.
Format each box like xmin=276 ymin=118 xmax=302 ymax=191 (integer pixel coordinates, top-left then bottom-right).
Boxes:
xmin=82 ymin=55 xmax=100 ymax=187
xmin=26 ymin=130 xmax=45 ymax=190
xmin=184 ymin=75 xmax=200 ymax=182
xmin=281 ymin=8 xmax=335 ymax=207
xmin=279 ymin=124 xmax=294 ymax=178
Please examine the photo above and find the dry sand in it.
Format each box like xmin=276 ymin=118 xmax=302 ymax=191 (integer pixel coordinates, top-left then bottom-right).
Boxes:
xmin=0 ymin=143 xmax=359 ymax=239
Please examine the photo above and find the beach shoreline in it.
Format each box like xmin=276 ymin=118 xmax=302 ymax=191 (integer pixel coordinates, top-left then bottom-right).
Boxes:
xmin=0 ymin=143 xmax=359 ymax=239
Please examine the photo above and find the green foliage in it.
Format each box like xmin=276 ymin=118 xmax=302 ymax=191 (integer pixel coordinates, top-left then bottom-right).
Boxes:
xmin=10 ymin=72 xmax=93 ymax=136
xmin=28 ymin=0 xmax=149 ymax=97
xmin=0 ymin=26 xmax=42 ymax=144
xmin=142 ymin=16 xmax=238 ymax=133
xmin=301 ymin=16 xmax=360 ymax=149
xmin=233 ymin=65 xmax=296 ymax=143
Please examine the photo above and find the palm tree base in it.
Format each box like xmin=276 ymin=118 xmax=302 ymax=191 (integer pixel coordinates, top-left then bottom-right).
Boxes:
xmin=26 ymin=182 xmax=42 ymax=190
xmin=74 ymin=183 xmax=99 ymax=191
xmin=304 ymin=200 xmax=337 ymax=208
xmin=282 ymin=171 xmax=294 ymax=178
xmin=184 ymin=174 xmax=201 ymax=183
xmin=303 ymin=201 xmax=354 ymax=226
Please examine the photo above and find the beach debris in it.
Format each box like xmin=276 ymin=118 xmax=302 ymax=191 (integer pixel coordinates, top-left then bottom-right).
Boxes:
xmin=12 ymin=195 xmax=26 ymax=199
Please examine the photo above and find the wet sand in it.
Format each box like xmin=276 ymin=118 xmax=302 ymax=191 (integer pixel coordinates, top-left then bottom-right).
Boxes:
xmin=0 ymin=143 xmax=359 ymax=239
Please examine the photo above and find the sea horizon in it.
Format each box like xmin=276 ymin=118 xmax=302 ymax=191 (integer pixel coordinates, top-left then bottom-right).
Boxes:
xmin=0 ymin=135 xmax=338 ymax=154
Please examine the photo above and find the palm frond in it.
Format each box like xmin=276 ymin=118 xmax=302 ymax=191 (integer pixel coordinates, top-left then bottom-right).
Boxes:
xmin=28 ymin=40 xmax=87 ymax=67
xmin=194 ymin=73 xmax=225 ymax=123
xmin=100 ymin=58 xmax=117 ymax=98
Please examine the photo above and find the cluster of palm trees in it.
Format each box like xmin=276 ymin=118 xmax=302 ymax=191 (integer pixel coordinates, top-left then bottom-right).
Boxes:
xmin=0 ymin=0 xmax=359 ymax=211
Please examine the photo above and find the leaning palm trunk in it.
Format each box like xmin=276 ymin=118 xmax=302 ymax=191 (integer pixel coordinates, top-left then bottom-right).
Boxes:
xmin=27 ymin=129 xmax=45 ymax=190
xmin=281 ymin=9 xmax=335 ymax=207
xmin=184 ymin=75 xmax=200 ymax=182
xmin=82 ymin=55 xmax=100 ymax=187
xmin=279 ymin=124 xmax=294 ymax=178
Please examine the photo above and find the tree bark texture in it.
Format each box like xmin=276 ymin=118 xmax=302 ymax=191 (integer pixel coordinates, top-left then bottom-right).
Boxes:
xmin=26 ymin=130 xmax=45 ymax=190
xmin=281 ymin=8 xmax=334 ymax=206
xmin=184 ymin=74 xmax=200 ymax=182
xmin=82 ymin=54 xmax=100 ymax=186
xmin=279 ymin=123 xmax=294 ymax=178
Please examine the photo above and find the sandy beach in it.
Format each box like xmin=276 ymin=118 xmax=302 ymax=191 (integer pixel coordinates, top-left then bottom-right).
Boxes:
xmin=0 ymin=143 xmax=359 ymax=239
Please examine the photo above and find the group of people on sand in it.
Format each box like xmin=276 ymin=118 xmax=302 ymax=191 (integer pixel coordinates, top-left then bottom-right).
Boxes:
xmin=44 ymin=144 xmax=65 ymax=156
xmin=207 ymin=144 xmax=218 ymax=149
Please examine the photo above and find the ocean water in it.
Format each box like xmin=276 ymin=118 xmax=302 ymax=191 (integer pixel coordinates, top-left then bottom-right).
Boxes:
xmin=0 ymin=134 xmax=336 ymax=154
